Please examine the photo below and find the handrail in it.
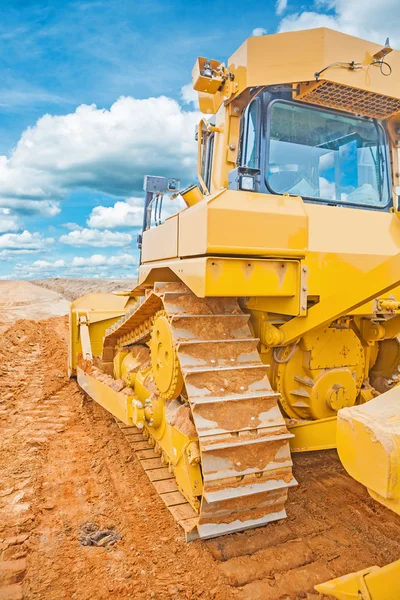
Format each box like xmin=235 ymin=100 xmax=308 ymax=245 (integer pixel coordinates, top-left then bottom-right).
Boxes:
xmin=197 ymin=118 xmax=222 ymax=195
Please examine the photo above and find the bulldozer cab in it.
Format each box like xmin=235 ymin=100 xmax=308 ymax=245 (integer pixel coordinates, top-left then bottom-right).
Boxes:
xmin=236 ymin=91 xmax=391 ymax=210
xmin=192 ymin=28 xmax=400 ymax=219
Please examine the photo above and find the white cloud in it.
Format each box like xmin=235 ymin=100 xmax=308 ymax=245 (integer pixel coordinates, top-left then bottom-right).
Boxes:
xmin=278 ymin=0 xmax=400 ymax=46
xmin=86 ymin=194 xmax=183 ymax=229
xmin=14 ymin=259 xmax=65 ymax=272
xmin=0 ymin=95 xmax=200 ymax=219
xmin=87 ymin=197 xmax=143 ymax=229
xmin=0 ymin=209 xmax=22 ymax=233
xmin=63 ymin=222 xmax=82 ymax=231
xmin=9 ymin=253 xmax=138 ymax=279
xmin=71 ymin=254 xmax=137 ymax=267
xmin=0 ymin=230 xmax=54 ymax=252
xmin=278 ymin=11 xmax=339 ymax=33
xmin=59 ymin=228 xmax=132 ymax=247
xmin=276 ymin=0 xmax=288 ymax=16
xmin=181 ymin=84 xmax=199 ymax=108
xmin=0 ymin=198 xmax=60 ymax=217
xmin=252 ymin=28 xmax=267 ymax=36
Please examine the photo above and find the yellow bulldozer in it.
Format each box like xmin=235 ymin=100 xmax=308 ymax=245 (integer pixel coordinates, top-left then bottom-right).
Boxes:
xmin=69 ymin=28 xmax=400 ymax=598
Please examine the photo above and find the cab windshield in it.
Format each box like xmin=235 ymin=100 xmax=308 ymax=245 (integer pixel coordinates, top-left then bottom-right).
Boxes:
xmin=267 ymin=101 xmax=390 ymax=208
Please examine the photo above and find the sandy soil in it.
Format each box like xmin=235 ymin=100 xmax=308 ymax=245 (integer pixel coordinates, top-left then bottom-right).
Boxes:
xmin=1 ymin=282 xmax=400 ymax=600
xmin=33 ymin=278 xmax=137 ymax=301
xmin=0 ymin=282 xmax=70 ymax=334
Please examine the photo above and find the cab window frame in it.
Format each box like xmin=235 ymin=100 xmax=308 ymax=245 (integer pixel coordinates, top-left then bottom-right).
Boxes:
xmin=241 ymin=97 xmax=261 ymax=170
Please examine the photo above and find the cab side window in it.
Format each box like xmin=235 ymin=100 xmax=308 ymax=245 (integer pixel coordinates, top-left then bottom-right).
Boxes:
xmin=200 ymin=127 xmax=215 ymax=193
xmin=243 ymin=100 xmax=259 ymax=168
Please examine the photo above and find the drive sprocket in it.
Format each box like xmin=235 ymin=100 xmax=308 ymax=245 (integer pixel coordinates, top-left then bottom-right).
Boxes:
xmin=149 ymin=310 xmax=184 ymax=401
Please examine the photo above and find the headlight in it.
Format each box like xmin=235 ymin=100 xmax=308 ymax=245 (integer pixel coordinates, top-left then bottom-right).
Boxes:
xmin=239 ymin=175 xmax=255 ymax=191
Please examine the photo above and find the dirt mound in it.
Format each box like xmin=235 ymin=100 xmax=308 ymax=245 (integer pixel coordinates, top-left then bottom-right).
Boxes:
xmin=0 ymin=281 xmax=70 ymax=334
xmin=33 ymin=278 xmax=137 ymax=301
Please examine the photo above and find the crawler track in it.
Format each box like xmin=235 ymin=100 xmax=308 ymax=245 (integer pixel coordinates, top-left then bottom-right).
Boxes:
xmin=102 ymin=283 xmax=296 ymax=539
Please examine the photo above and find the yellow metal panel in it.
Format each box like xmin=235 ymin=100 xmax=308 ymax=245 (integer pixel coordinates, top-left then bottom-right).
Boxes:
xmin=69 ymin=293 xmax=131 ymax=375
xmin=228 ymin=28 xmax=400 ymax=105
xmin=71 ymin=292 xmax=130 ymax=315
xmin=288 ymin=417 xmax=337 ymax=452
xmin=77 ymin=367 xmax=134 ymax=425
xmin=204 ymin=257 xmax=298 ymax=297
xmin=178 ymin=189 xmax=308 ymax=258
xmin=276 ymin=250 xmax=400 ymax=346
xmin=306 ymin=203 xmax=400 ymax=257
xmin=243 ymin=295 xmax=302 ymax=317
xmin=141 ymin=215 xmax=179 ymax=263
xmin=303 ymin=205 xmax=400 ymax=314
xmin=138 ymin=256 xmax=300 ymax=299
xmin=178 ymin=198 xmax=209 ymax=257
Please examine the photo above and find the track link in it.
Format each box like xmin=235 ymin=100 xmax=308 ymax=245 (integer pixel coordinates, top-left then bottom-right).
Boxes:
xmin=103 ymin=283 xmax=297 ymax=540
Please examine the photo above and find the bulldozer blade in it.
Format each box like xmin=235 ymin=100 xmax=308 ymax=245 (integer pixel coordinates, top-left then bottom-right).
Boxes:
xmin=315 ymin=567 xmax=379 ymax=599
xmin=315 ymin=559 xmax=400 ymax=600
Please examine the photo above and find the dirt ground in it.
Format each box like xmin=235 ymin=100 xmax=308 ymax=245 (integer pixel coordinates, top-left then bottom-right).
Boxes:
xmin=1 ymin=281 xmax=400 ymax=600
xmin=0 ymin=281 xmax=70 ymax=334
xmin=33 ymin=278 xmax=137 ymax=301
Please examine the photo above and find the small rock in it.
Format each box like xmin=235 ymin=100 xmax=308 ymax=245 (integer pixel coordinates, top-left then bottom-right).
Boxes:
xmin=96 ymin=535 xmax=114 ymax=547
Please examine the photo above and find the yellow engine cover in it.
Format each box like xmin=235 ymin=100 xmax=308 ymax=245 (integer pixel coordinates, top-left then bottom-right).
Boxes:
xmin=272 ymin=325 xmax=365 ymax=420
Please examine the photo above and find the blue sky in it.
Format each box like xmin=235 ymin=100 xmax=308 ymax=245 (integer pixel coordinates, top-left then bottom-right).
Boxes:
xmin=0 ymin=0 xmax=398 ymax=279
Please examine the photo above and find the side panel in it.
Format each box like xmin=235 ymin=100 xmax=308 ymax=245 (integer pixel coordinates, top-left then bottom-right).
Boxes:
xmin=138 ymin=256 xmax=301 ymax=304
xmin=142 ymin=216 xmax=179 ymax=263
xmin=178 ymin=200 xmax=209 ymax=258
xmin=179 ymin=190 xmax=308 ymax=258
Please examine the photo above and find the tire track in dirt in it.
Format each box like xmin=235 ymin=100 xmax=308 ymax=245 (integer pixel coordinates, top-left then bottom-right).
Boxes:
xmin=0 ymin=317 xmax=230 ymax=600
xmin=0 ymin=318 xmax=75 ymax=600
xmin=205 ymin=450 xmax=400 ymax=599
